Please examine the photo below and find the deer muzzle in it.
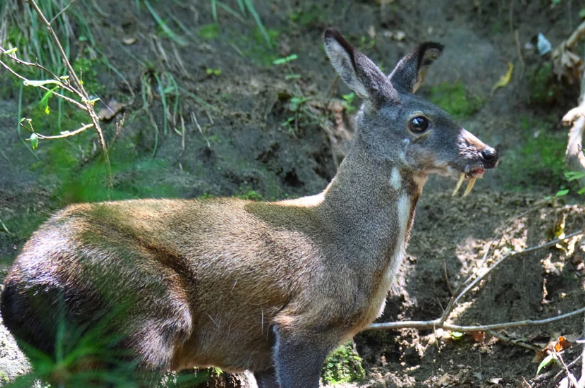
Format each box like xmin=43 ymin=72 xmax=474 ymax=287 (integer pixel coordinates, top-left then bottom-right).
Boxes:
xmin=452 ymin=130 xmax=499 ymax=197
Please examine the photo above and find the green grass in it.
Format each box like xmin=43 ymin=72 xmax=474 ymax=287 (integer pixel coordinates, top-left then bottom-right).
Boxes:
xmin=199 ymin=23 xmax=221 ymax=40
xmin=322 ymin=342 xmax=366 ymax=385
xmin=427 ymin=80 xmax=484 ymax=120
xmin=527 ymin=62 xmax=568 ymax=107
xmin=504 ymin=115 xmax=569 ymax=192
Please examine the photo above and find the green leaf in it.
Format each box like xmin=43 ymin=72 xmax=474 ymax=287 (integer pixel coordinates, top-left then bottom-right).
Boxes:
xmin=579 ymin=8 xmax=585 ymax=18
xmin=342 ymin=92 xmax=355 ymax=104
xmin=29 ymin=133 xmax=39 ymax=150
xmin=565 ymin=171 xmax=585 ymax=181
xmin=273 ymin=54 xmax=298 ymax=65
xmin=450 ymin=331 xmax=464 ymax=340
xmin=536 ymin=353 xmax=557 ymax=376
xmin=555 ymin=189 xmax=569 ymax=197
xmin=1 ymin=47 xmax=17 ymax=55
xmin=39 ymin=86 xmax=58 ymax=114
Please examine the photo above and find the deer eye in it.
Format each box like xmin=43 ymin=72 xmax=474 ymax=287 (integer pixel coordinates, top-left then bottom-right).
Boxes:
xmin=409 ymin=116 xmax=429 ymax=133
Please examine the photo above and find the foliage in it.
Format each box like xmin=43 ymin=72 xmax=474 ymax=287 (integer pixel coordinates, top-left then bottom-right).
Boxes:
xmin=322 ymin=342 xmax=366 ymax=385
xmin=238 ymin=189 xmax=263 ymax=201
xmin=287 ymin=2 xmax=328 ymax=27
xmin=199 ymin=23 xmax=220 ymax=40
xmin=72 ymin=57 xmax=104 ymax=95
xmin=427 ymin=80 xmax=483 ymax=120
xmin=504 ymin=115 xmax=568 ymax=192
xmin=526 ymin=62 xmax=576 ymax=108
xmin=341 ymin=92 xmax=357 ymax=113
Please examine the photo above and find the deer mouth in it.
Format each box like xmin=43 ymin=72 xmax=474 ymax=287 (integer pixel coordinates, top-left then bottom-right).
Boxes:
xmin=451 ymin=165 xmax=485 ymax=197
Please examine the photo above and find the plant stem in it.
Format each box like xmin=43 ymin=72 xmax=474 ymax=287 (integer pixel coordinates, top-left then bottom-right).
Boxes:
xmin=26 ymin=0 xmax=113 ymax=192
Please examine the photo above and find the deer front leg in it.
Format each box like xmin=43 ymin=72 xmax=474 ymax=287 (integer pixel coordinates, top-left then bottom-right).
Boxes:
xmin=272 ymin=326 xmax=335 ymax=388
xmin=254 ymin=368 xmax=279 ymax=388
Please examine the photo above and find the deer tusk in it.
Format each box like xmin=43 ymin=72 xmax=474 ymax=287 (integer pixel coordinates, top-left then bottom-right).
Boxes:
xmin=452 ymin=173 xmax=465 ymax=196
xmin=463 ymin=178 xmax=476 ymax=197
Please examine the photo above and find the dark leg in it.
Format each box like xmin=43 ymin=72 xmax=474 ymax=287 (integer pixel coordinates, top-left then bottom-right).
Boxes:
xmin=254 ymin=368 xmax=279 ymax=388
xmin=272 ymin=327 xmax=334 ymax=388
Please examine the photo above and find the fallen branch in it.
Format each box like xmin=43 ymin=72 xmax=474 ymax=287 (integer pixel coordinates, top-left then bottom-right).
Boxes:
xmin=369 ymin=306 xmax=585 ymax=332
xmin=368 ymin=229 xmax=585 ymax=333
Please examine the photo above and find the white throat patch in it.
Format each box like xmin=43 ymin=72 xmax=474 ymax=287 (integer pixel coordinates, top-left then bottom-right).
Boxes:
xmin=390 ymin=167 xmax=402 ymax=190
xmin=373 ymin=193 xmax=411 ymax=318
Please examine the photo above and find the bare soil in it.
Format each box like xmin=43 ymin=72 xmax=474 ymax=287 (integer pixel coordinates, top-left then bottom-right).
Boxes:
xmin=1 ymin=0 xmax=584 ymax=387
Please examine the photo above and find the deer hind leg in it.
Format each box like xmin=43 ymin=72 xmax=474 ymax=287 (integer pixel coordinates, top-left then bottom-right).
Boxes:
xmin=1 ymin=268 xmax=193 ymax=385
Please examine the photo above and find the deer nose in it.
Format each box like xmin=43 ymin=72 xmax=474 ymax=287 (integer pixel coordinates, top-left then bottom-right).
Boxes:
xmin=480 ymin=147 xmax=498 ymax=168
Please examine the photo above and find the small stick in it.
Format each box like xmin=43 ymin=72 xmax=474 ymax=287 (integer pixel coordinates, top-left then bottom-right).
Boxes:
xmin=49 ymin=0 xmax=78 ymax=25
xmin=34 ymin=123 xmax=94 ymax=140
xmin=443 ymin=259 xmax=453 ymax=296
xmin=368 ymin=306 xmax=585 ymax=332
xmin=487 ymin=330 xmax=540 ymax=352
xmin=555 ymin=350 xmax=580 ymax=387
xmin=0 ymin=58 xmax=87 ymax=111
xmin=0 ymin=46 xmax=68 ymax=87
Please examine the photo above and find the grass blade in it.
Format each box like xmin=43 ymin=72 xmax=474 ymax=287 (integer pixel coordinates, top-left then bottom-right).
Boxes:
xmin=236 ymin=0 xmax=245 ymax=15
xmin=211 ymin=0 xmax=217 ymax=22
xmin=142 ymin=0 xmax=187 ymax=46
xmin=243 ymin=0 xmax=271 ymax=47
xmin=216 ymin=1 xmax=246 ymax=22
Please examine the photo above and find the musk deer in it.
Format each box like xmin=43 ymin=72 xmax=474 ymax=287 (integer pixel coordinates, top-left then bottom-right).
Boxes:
xmin=1 ymin=28 xmax=498 ymax=388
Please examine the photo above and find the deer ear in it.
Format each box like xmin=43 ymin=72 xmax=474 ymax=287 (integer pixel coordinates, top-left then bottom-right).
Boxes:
xmin=388 ymin=42 xmax=444 ymax=94
xmin=323 ymin=28 xmax=394 ymax=101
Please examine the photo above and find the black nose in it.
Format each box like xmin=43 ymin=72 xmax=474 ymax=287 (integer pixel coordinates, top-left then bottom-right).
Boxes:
xmin=480 ymin=147 xmax=498 ymax=168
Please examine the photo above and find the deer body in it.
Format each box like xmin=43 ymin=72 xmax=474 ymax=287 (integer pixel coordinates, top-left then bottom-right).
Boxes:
xmin=1 ymin=29 xmax=498 ymax=388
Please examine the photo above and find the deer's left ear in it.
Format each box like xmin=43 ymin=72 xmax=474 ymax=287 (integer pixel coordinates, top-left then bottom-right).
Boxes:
xmin=388 ymin=42 xmax=444 ymax=94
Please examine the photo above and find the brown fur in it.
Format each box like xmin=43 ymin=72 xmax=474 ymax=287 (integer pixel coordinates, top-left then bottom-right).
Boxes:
xmin=1 ymin=29 xmax=498 ymax=388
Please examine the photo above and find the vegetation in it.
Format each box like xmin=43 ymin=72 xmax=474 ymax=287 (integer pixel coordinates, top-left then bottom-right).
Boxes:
xmin=427 ymin=80 xmax=483 ymax=120
xmin=322 ymin=342 xmax=366 ymax=385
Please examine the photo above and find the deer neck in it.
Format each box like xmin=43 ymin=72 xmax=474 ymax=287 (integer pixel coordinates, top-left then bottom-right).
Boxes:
xmin=318 ymin=136 xmax=426 ymax=280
